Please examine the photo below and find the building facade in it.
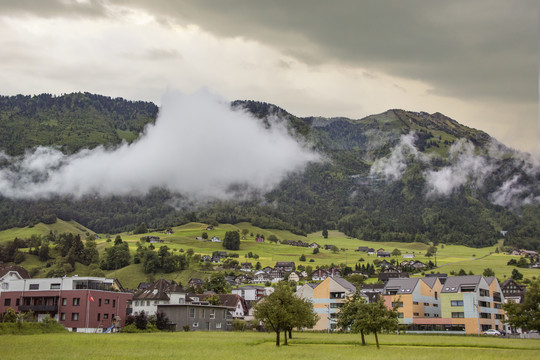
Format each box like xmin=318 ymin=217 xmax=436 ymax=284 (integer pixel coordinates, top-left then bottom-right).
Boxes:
xmin=0 ymin=276 xmax=132 ymax=333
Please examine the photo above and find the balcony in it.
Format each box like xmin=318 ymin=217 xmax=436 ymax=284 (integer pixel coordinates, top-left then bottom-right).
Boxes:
xmin=18 ymin=305 xmax=58 ymax=313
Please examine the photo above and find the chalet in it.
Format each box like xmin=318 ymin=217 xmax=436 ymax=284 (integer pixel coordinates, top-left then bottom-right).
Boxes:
xmin=377 ymin=248 xmax=385 ymax=253
xmin=203 ymin=294 xmax=248 ymax=319
xmin=377 ymin=260 xmax=393 ymax=268
xmin=355 ymin=246 xmax=369 ymax=252
xmin=274 ymin=262 xmax=295 ymax=272
xmin=201 ymin=255 xmax=212 ymax=262
xmin=500 ymin=279 xmax=527 ymax=304
xmin=206 ymin=226 xmax=214 ymax=231
xmin=240 ymin=262 xmax=253 ymax=272
xmin=324 ymin=245 xmax=333 ymax=251
xmin=327 ymin=267 xmax=342 ymax=277
xmin=310 ymin=242 xmax=320 ymax=249
xmin=253 ymin=271 xmax=271 ymax=284
xmin=367 ymin=248 xmax=376 ymax=255
xmin=188 ymin=278 xmax=204 ymax=289
xmin=311 ymin=269 xmax=328 ymax=281
xmin=144 ymin=236 xmax=162 ymax=244
xmin=270 ymin=269 xmax=285 ymax=282
xmin=164 ymin=229 xmax=173 ymax=235
xmin=262 ymin=266 xmax=273 ymax=273
xmin=255 ymin=237 xmax=265 ymax=243
xmin=287 ymin=271 xmax=302 ymax=282
xmin=211 ymin=236 xmax=221 ymax=243
xmin=234 ymin=274 xmax=252 ymax=284
xmin=377 ymin=251 xmax=391 ymax=258
xmin=132 ymin=279 xmax=187 ymax=316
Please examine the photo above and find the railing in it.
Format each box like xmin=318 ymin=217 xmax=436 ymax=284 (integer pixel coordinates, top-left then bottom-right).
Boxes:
xmin=18 ymin=305 xmax=58 ymax=312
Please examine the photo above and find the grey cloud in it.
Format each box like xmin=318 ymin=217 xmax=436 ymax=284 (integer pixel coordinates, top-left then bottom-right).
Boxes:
xmin=0 ymin=0 xmax=109 ymax=18
xmin=0 ymin=89 xmax=320 ymax=200
xmin=116 ymin=0 xmax=537 ymax=104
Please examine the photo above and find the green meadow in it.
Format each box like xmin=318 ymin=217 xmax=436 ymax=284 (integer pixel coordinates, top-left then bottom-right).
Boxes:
xmin=4 ymin=220 xmax=539 ymax=288
xmin=1 ymin=332 xmax=539 ymax=360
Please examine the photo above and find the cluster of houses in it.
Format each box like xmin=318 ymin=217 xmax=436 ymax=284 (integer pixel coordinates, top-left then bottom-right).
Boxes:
xmin=297 ymin=274 xmax=513 ymax=335
xmin=0 ymin=261 xmax=532 ymax=335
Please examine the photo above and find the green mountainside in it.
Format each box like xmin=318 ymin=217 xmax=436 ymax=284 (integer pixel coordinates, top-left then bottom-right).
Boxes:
xmin=0 ymin=94 xmax=539 ymax=252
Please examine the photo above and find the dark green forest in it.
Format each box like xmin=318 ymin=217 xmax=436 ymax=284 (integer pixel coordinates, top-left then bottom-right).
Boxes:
xmin=1 ymin=93 xmax=539 ymax=250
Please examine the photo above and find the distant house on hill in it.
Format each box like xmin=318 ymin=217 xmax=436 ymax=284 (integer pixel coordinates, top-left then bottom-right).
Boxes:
xmin=274 ymin=262 xmax=295 ymax=272
xmin=211 ymin=236 xmax=221 ymax=243
xmin=255 ymin=237 xmax=264 ymax=243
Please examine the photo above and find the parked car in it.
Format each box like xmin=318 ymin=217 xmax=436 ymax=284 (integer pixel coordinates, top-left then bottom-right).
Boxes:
xmin=483 ymin=329 xmax=501 ymax=336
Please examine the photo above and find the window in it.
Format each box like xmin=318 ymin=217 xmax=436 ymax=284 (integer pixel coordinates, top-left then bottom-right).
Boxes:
xmin=50 ymin=283 xmax=61 ymax=290
xmin=424 ymin=303 xmax=429 ymax=306
xmin=223 ymin=310 xmax=227 ymax=319
xmin=479 ymin=301 xmax=490 ymax=308
xmin=413 ymin=301 xmax=419 ymax=305
xmin=29 ymin=284 xmax=39 ymax=290
xmin=413 ymin=312 xmax=419 ymax=316
xmin=451 ymin=312 xmax=464 ymax=318
xmin=73 ymin=298 xmax=80 ymax=306
xmin=330 ymin=303 xmax=344 ymax=308
xmin=97 ymin=313 xmax=101 ymax=321
xmin=216 ymin=322 xmax=222 ymax=329
xmin=397 ymin=313 xmax=404 ymax=318
xmin=200 ymin=309 xmax=206 ymax=318
xmin=495 ymin=314 xmax=504 ymax=320
xmin=16 ymin=299 xmax=19 ymax=306
xmin=112 ymin=300 xmax=115 ymax=308
xmin=4 ymin=298 xmax=11 ymax=306
xmin=99 ymin=299 xmax=102 ymax=307
xmin=62 ymin=298 xmax=67 ymax=306
xmin=72 ymin=313 xmax=79 ymax=321
xmin=1 ymin=283 xmax=8 ymax=290
xmin=210 ymin=309 xmax=215 ymax=319
xmin=105 ymin=299 xmax=110 ymax=305
xmin=494 ymin=303 xmax=502 ymax=309
xmin=189 ymin=308 xmax=195 ymax=318
xmin=433 ymin=304 xmax=439 ymax=307
xmin=104 ymin=314 xmax=109 ymax=319
xmin=435 ymin=291 xmax=438 ymax=300
xmin=451 ymin=300 xmax=464 ymax=306
xmin=479 ymin=289 xmax=490 ymax=297
xmin=392 ymin=302 xmax=404 ymax=308
xmin=480 ymin=313 xmax=491 ymax=319
xmin=60 ymin=313 xmax=66 ymax=321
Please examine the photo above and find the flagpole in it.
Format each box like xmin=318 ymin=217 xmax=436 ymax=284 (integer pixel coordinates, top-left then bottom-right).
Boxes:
xmin=86 ymin=290 xmax=90 ymax=332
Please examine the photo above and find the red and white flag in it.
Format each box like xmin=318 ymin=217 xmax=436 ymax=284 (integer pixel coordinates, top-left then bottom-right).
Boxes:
xmin=88 ymin=292 xmax=95 ymax=302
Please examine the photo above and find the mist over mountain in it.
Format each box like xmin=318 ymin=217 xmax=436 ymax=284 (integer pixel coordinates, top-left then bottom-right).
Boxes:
xmin=0 ymin=92 xmax=539 ymax=251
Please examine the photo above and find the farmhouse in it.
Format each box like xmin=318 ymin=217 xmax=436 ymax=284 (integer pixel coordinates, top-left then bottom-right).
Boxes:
xmin=274 ymin=261 xmax=295 ymax=272
xmin=132 ymin=278 xmax=187 ymax=316
xmin=158 ymin=302 xmax=233 ymax=331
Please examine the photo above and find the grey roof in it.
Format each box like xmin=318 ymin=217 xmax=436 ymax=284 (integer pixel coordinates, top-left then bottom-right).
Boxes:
xmin=484 ymin=276 xmax=496 ymax=285
xmin=421 ymin=277 xmax=438 ymax=289
xmin=331 ymin=276 xmax=356 ymax=293
xmin=384 ymin=278 xmax=420 ymax=294
xmin=441 ymin=275 xmax=482 ymax=293
xmin=234 ymin=285 xmax=264 ymax=290
xmin=133 ymin=278 xmax=185 ymax=301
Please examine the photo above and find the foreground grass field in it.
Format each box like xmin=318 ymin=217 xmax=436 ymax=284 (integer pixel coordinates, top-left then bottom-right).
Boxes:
xmin=2 ymin=332 xmax=539 ymax=360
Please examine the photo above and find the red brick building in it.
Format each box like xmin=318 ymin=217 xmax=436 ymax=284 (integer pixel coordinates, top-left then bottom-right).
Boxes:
xmin=0 ymin=276 xmax=132 ymax=333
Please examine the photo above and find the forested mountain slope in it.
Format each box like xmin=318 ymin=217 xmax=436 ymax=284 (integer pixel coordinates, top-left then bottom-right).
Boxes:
xmin=1 ymin=94 xmax=539 ymax=251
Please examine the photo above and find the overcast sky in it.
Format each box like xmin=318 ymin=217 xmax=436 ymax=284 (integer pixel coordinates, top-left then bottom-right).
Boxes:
xmin=0 ymin=0 xmax=538 ymax=156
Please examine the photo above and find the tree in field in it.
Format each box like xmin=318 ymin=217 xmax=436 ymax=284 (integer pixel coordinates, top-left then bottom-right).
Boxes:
xmin=223 ymin=231 xmax=240 ymax=250
xmin=391 ymin=248 xmax=401 ymax=257
xmin=202 ymin=232 xmax=208 ymax=240
xmin=241 ymin=228 xmax=249 ymax=239
xmin=337 ymin=295 xmax=398 ymax=349
xmin=299 ymin=254 xmax=306 ymax=261
xmin=482 ymin=268 xmax=495 ymax=277
xmin=254 ymin=283 xmax=316 ymax=346
xmin=322 ymin=229 xmax=328 ymax=239
xmin=504 ymin=280 xmax=540 ymax=332
xmin=204 ymin=272 xmax=230 ymax=294
xmin=38 ymin=241 xmax=50 ymax=261
xmin=134 ymin=222 xmax=148 ymax=234
xmin=511 ymin=268 xmax=523 ymax=281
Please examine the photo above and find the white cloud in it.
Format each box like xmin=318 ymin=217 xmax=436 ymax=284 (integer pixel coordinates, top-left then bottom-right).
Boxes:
xmin=424 ymin=139 xmax=495 ymax=197
xmin=0 ymin=89 xmax=320 ymax=200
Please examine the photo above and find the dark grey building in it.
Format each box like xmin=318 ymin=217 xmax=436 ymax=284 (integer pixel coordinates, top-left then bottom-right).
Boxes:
xmin=157 ymin=302 xmax=233 ymax=331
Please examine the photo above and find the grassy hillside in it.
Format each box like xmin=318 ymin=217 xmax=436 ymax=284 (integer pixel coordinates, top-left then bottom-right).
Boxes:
xmin=0 ymin=219 xmax=95 ymax=243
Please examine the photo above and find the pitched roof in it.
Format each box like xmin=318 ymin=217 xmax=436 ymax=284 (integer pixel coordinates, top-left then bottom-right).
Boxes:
xmin=133 ymin=278 xmax=185 ymax=301
xmin=0 ymin=264 xmax=30 ymax=279
xmin=331 ymin=277 xmax=356 ymax=293
xmin=441 ymin=275 xmax=482 ymax=293
xmin=421 ymin=277 xmax=438 ymax=289
xmin=384 ymin=278 xmax=420 ymax=294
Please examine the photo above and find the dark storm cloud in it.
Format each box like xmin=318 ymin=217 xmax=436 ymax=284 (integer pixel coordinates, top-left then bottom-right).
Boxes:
xmin=0 ymin=0 xmax=109 ymax=18
xmin=117 ymin=0 xmax=537 ymax=103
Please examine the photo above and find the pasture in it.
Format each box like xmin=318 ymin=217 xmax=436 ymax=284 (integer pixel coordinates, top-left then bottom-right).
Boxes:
xmin=1 ymin=331 xmax=539 ymax=360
